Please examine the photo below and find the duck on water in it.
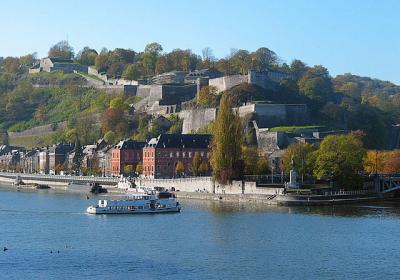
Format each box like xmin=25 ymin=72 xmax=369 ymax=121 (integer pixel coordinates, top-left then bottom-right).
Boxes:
xmin=86 ymin=191 xmax=181 ymax=214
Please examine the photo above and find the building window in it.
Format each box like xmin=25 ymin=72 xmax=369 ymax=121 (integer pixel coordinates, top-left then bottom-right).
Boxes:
xmin=176 ymin=151 xmax=179 ymax=157
xmin=170 ymin=152 xmax=173 ymax=158
xmin=189 ymin=152 xmax=192 ymax=158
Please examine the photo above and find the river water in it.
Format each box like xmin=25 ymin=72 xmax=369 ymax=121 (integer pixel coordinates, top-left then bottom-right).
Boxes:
xmin=0 ymin=187 xmax=400 ymax=280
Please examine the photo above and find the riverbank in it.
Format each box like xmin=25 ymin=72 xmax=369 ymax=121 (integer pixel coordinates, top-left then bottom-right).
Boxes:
xmin=0 ymin=173 xmax=387 ymax=206
xmin=0 ymin=176 xmax=125 ymax=195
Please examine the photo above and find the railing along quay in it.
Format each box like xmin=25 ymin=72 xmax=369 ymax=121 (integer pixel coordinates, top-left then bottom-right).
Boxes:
xmin=0 ymin=172 xmax=119 ymax=185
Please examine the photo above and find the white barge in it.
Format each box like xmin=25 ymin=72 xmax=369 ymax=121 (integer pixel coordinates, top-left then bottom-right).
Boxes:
xmin=86 ymin=191 xmax=181 ymax=214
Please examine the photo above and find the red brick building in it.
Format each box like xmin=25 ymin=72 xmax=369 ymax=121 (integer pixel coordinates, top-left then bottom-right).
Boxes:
xmin=143 ymin=134 xmax=211 ymax=178
xmin=111 ymin=139 xmax=145 ymax=176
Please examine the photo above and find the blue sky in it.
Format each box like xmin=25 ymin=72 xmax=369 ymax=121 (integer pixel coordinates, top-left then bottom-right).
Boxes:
xmin=1 ymin=0 xmax=399 ymax=84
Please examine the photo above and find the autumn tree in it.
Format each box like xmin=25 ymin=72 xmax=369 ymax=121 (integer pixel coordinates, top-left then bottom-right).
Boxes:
xmin=101 ymin=108 xmax=129 ymax=137
xmin=48 ymin=41 xmax=74 ymax=60
xmin=136 ymin=163 xmax=143 ymax=174
xmin=363 ymin=150 xmax=386 ymax=174
xmin=383 ymin=150 xmax=400 ymax=174
xmin=199 ymin=160 xmax=209 ymax=175
xmin=201 ymin=47 xmax=215 ymax=68
xmin=210 ymin=94 xmax=243 ymax=184
xmin=314 ymin=133 xmax=366 ymax=189
xmin=155 ymin=56 xmax=168 ymax=74
xmin=175 ymin=161 xmax=185 ymax=177
xmin=197 ymin=86 xmax=218 ymax=107
xmin=192 ymin=152 xmax=202 ymax=176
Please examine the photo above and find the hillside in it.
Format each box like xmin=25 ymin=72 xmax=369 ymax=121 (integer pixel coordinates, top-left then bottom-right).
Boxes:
xmin=0 ymin=42 xmax=399 ymax=149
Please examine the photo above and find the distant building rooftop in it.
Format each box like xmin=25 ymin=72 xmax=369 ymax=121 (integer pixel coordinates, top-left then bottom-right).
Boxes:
xmin=145 ymin=134 xmax=211 ymax=149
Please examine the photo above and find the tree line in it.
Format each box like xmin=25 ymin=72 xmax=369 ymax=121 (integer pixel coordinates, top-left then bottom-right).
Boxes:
xmin=210 ymin=94 xmax=400 ymax=189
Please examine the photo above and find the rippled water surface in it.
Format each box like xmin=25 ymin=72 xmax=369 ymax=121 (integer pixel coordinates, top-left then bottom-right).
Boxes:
xmin=1 ymin=187 xmax=400 ymax=279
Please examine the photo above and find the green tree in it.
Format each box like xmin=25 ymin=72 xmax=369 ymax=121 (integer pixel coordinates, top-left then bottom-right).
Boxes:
xmin=72 ymin=138 xmax=84 ymax=174
xmin=123 ymin=165 xmax=134 ymax=176
xmin=314 ymin=133 xmax=366 ymax=190
xmin=256 ymin=158 xmax=269 ymax=175
xmin=34 ymin=104 xmax=47 ymax=123
xmin=122 ymin=64 xmax=140 ymax=80
xmin=95 ymin=49 xmax=110 ymax=72
xmin=192 ymin=152 xmax=202 ymax=176
xmin=109 ymin=96 xmax=126 ymax=110
xmin=167 ymin=114 xmax=183 ymax=134
xmin=281 ymin=142 xmax=317 ymax=176
xmin=210 ymin=94 xmax=243 ymax=183
xmin=252 ymin=47 xmax=279 ymax=70
xmin=0 ymin=130 xmax=9 ymax=145
xmin=104 ymin=130 xmax=117 ymax=144
xmin=242 ymin=146 xmax=259 ymax=175
xmin=75 ymin=47 xmax=98 ymax=66
xmin=289 ymin=59 xmax=308 ymax=81
xmin=144 ymin=42 xmax=163 ymax=55
xmin=298 ymin=65 xmax=332 ymax=104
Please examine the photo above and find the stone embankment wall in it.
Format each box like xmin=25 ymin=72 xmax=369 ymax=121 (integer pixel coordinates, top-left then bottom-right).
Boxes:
xmin=214 ymin=180 xmax=283 ymax=195
xmin=135 ymin=177 xmax=283 ymax=195
xmin=134 ymin=177 xmax=214 ymax=192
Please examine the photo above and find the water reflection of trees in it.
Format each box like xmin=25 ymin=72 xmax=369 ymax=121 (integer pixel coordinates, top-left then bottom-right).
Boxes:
xmin=181 ymin=198 xmax=400 ymax=218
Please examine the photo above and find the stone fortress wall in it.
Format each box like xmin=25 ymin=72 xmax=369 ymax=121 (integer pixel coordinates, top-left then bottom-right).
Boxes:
xmin=209 ymin=74 xmax=248 ymax=93
xmin=238 ymin=104 xmax=309 ymax=127
xmin=208 ymin=70 xmax=291 ymax=93
xmin=179 ymin=104 xmax=309 ymax=135
xmin=179 ymin=108 xmax=217 ymax=134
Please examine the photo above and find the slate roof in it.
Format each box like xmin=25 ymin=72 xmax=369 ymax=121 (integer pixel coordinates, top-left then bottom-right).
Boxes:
xmin=145 ymin=134 xmax=211 ymax=149
xmin=115 ymin=139 xmax=146 ymax=150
